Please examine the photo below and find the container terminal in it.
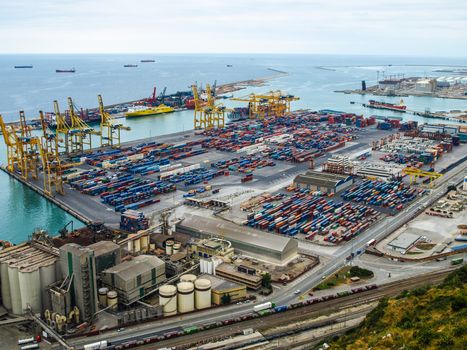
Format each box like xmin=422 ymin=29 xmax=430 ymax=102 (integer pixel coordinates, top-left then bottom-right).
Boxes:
xmin=0 ymin=83 xmax=466 ymax=350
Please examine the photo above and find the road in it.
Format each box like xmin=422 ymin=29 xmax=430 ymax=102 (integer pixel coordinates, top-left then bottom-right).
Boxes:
xmin=68 ymin=162 xmax=466 ymax=349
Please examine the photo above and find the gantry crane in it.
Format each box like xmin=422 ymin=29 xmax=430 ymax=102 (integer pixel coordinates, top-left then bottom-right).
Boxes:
xmin=98 ymin=94 xmax=130 ymax=148
xmin=67 ymin=97 xmax=99 ymax=154
xmin=231 ymin=91 xmax=299 ymax=120
xmin=192 ymin=83 xmax=225 ymax=130
xmin=402 ymin=167 xmax=443 ymax=187
xmin=192 ymin=84 xmax=207 ymax=130
xmin=16 ymin=111 xmax=41 ymax=180
xmin=39 ymin=111 xmax=64 ymax=195
xmin=0 ymin=115 xmax=20 ymax=173
xmin=54 ymin=100 xmax=71 ymax=154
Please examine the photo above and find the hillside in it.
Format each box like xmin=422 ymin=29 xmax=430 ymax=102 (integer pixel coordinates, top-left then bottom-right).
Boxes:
xmin=326 ymin=265 xmax=467 ymax=350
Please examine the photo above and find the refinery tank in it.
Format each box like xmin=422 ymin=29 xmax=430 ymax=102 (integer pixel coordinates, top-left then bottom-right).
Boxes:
xmin=8 ymin=264 xmax=22 ymax=315
xmin=173 ymin=242 xmax=181 ymax=254
xmin=159 ymin=285 xmax=177 ymax=316
xmin=165 ymin=241 xmax=174 ymax=255
xmin=194 ymin=279 xmax=211 ymax=310
xmin=39 ymin=260 xmax=57 ymax=311
xmin=180 ymin=274 xmax=197 ymax=283
xmin=107 ymin=291 xmax=118 ymax=311
xmin=0 ymin=262 xmax=12 ymax=311
xmin=177 ymin=282 xmax=194 ymax=313
xmin=98 ymin=287 xmax=109 ymax=307
xmin=19 ymin=267 xmax=42 ymax=313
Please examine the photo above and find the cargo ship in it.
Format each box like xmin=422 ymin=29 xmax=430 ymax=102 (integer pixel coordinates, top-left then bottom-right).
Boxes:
xmin=56 ymin=68 xmax=75 ymax=73
xmin=140 ymin=59 xmax=155 ymax=63
xmin=14 ymin=65 xmax=33 ymax=69
xmin=125 ymin=104 xmax=174 ymax=118
xmin=124 ymin=64 xmax=138 ymax=68
xmin=364 ymin=99 xmax=407 ymax=112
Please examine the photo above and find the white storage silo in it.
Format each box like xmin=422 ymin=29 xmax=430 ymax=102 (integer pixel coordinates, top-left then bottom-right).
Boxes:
xmin=8 ymin=264 xmax=22 ymax=315
xmin=140 ymin=235 xmax=149 ymax=252
xmin=173 ymin=243 xmax=181 ymax=254
xmin=107 ymin=291 xmax=118 ymax=311
xmin=159 ymin=285 xmax=177 ymax=316
xmin=194 ymin=279 xmax=211 ymax=310
xmin=165 ymin=241 xmax=174 ymax=255
xmin=0 ymin=262 xmax=12 ymax=311
xmin=180 ymin=274 xmax=197 ymax=283
xmin=207 ymin=260 xmax=213 ymax=275
xmin=177 ymin=282 xmax=194 ymax=313
xmin=99 ymin=287 xmax=109 ymax=307
xmin=19 ymin=267 xmax=42 ymax=313
xmin=40 ymin=261 xmax=57 ymax=311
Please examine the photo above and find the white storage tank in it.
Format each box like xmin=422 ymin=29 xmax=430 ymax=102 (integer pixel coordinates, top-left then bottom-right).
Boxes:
xmin=98 ymin=287 xmax=109 ymax=307
xmin=19 ymin=268 xmax=42 ymax=313
xmin=107 ymin=291 xmax=118 ymax=311
xmin=180 ymin=274 xmax=197 ymax=283
xmin=173 ymin=242 xmax=181 ymax=254
xmin=159 ymin=284 xmax=177 ymax=316
xmin=0 ymin=262 xmax=12 ymax=311
xmin=165 ymin=241 xmax=174 ymax=256
xmin=177 ymin=282 xmax=194 ymax=313
xmin=194 ymin=279 xmax=211 ymax=310
xmin=8 ymin=264 xmax=22 ymax=315
xmin=140 ymin=235 xmax=149 ymax=252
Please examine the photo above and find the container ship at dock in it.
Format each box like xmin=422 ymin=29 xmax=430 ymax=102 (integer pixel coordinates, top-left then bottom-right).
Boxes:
xmin=363 ymin=99 xmax=407 ymax=113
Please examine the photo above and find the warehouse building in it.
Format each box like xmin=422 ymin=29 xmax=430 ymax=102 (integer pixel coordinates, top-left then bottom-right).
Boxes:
xmin=388 ymin=232 xmax=422 ymax=254
xmin=101 ymin=255 xmax=166 ymax=305
xmin=356 ymin=162 xmax=403 ymax=181
xmin=87 ymin=241 xmax=121 ymax=274
xmin=293 ymin=170 xmax=353 ymax=194
xmin=177 ymin=214 xmax=298 ymax=264
xmin=415 ymin=79 xmax=436 ymax=93
xmin=215 ymin=263 xmax=263 ymax=290
xmin=198 ymin=274 xmax=247 ymax=305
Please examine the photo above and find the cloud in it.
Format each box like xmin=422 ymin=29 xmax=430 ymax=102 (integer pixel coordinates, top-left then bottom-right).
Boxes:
xmin=0 ymin=0 xmax=465 ymax=55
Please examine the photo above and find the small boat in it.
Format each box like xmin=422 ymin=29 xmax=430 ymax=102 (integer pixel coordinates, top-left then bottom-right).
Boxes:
xmin=124 ymin=64 xmax=138 ymax=68
xmin=125 ymin=104 xmax=175 ymax=117
xmin=56 ymin=68 xmax=75 ymax=73
xmin=226 ymin=64 xmax=233 ymax=67
xmin=140 ymin=59 xmax=155 ymax=63
xmin=14 ymin=65 xmax=33 ymax=69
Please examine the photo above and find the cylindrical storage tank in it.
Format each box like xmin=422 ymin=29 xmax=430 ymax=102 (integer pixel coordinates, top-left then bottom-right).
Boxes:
xmin=207 ymin=260 xmax=213 ymax=275
xmin=40 ymin=261 xmax=57 ymax=312
xmin=140 ymin=235 xmax=149 ymax=252
xmin=8 ymin=265 xmax=22 ymax=315
xmin=159 ymin=285 xmax=177 ymax=316
xmin=165 ymin=241 xmax=174 ymax=256
xmin=99 ymin=287 xmax=109 ymax=307
xmin=180 ymin=274 xmax=197 ymax=283
xmin=19 ymin=268 xmax=41 ymax=313
xmin=177 ymin=282 xmax=194 ymax=313
xmin=194 ymin=279 xmax=211 ymax=310
xmin=1 ymin=262 xmax=12 ymax=311
xmin=173 ymin=243 xmax=181 ymax=254
xmin=133 ymin=237 xmax=141 ymax=253
xmin=107 ymin=291 xmax=118 ymax=311
xmin=149 ymin=243 xmax=156 ymax=251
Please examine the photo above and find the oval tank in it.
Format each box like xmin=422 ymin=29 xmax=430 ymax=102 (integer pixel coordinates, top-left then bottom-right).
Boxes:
xmin=107 ymin=291 xmax=118 ymax=311
xmin=173 ymin=243 xmax=181 ymax=254
xmin=159 ymin=285 xmax=177 ymax=316
xmin=177 ymin=282 xmax=194 ymax=313
xmin=99 ymin=287 xmax=109 ymax=307
xmin=194 ymin=279 xmax=211 ymax=310
xmin=165 ymin=241 xmax=174 ymax=256
xmin=180 ymin=274 xmax=197 ymax=283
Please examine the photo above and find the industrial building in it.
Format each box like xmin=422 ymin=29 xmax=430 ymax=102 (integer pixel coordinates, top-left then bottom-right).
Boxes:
xmin=415 ymin=79 xmax=436 ymax=93
xmin=0 ymin=241 xmax=59 ymax=315
xmin=198 ymin=274 xmax=247 ymax=305
xmin=215 ymin=263 xmax=262 ymax=290
xmin=293 ymin=170 xmax=353 ymax=194
xmin=191 ymin=238 xmax=235 ymax=258
xmin=59 ymin=243 xmax=99 ymax=322
xmin=177 ymin=214 xmax=298 ymax=264
xmin=101 ymin=255 xmax=166 ymax=305
xmin=356 ymin=162 xmax=403 ymax=181
xmin=388 ymin=232 xmax=422 ymax=254
xmin=87 ymin=240 xmax=121 ymax=274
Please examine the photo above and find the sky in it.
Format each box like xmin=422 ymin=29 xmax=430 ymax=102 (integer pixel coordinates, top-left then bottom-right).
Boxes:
xmin=0 ymin=0 xmax=466 ymax=56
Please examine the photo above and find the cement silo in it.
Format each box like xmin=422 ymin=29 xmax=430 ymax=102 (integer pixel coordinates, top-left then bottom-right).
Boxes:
xmin=194 ymin=279 xmax=211 ymax=310
xmin=180 ymin=274 xmax=197 ymax=283
xmin=159 ymin=285 xmax=177 ymax=316
xmin=8 ymin=264 xmax=22 ymax=315
xmin=98 ymin=287 xmax=109 ymax=307
xmin=39 ymin=260 xmax=57 ymax=311
xmin=0 ymin=262 xmax=12 ymax=311
xmin=177 ymin=282 xmax=194 ymax=313
xmin=19 ymin=267 xmax=42 ymax=313
xmin=107 ymin=291 xmax=118 ymax=311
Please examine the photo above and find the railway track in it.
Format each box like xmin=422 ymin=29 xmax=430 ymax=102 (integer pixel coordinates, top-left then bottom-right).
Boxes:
xmin=139 ymin=268 xmax=455 ymax=349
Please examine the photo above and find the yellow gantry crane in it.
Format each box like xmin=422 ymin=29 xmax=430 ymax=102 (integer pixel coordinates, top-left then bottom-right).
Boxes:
xmin=231 ymin=91 xmax=299 ymax=120
xmin=0 ymin=114 xmax=21 ymax=173
xmin=67 ymin=97 xmax=100 ymax=154
xmin=192 ymin=84 xmax=206 ymax=130
xmin=16 ymin=111 xmax=41 ymax=180
xmin=98 ymin=94 xmax=130 ymax=148
xmin=402 ymin=167 xmax=443 ymax=187
xmin=54 ymin=100 xmax=71 ymax=154
xmin=192 ymin=83 xmax=226 ymax=130
xmin=39 ymin=111 xmax=64 ymax=195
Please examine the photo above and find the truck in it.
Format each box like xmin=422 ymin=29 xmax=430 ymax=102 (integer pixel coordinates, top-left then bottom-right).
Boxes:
xmin=253 ymin=302 xmax=275 ymax=313
xmin=366 ymin=238 xmax=377 ymax=247
xmin=84 ymin=340 xmax=108 ymax=350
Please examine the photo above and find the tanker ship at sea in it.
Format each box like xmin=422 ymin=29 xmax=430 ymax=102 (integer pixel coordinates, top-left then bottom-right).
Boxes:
xmin=364 ymin=99 xmax=407 ymax=112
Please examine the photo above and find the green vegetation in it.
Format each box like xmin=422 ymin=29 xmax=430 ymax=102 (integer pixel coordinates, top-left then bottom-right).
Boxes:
xmin=314 ymin=266 xmax=374 ymax=291
xmin=349 ymin=266 xmax=374 ymax=279
xmin=327 ymin=265 xmax=467 ymax=350
xmin=221 ymin=293 xmax=231 ymax=305
xmin=262 ymin=272 xmax=272 ymax=289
